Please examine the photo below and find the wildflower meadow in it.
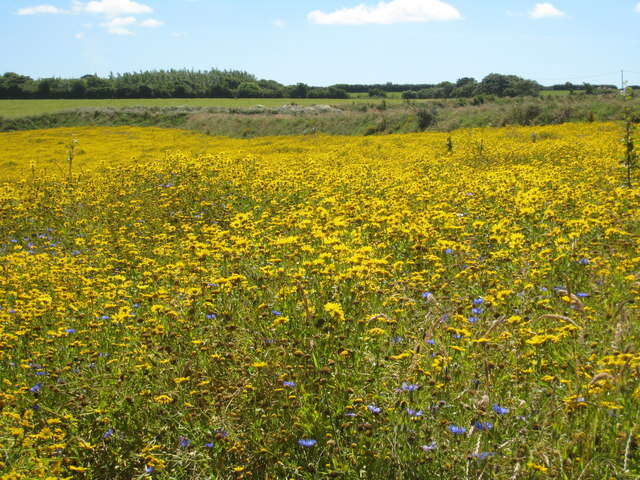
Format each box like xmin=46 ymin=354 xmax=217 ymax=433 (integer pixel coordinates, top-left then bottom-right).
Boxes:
xmin=0 ymin=123 xmax=638 ymax=479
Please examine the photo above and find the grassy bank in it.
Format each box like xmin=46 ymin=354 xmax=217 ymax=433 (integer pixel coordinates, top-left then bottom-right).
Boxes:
xmin=0 ymin=94 xmax=637 ymax=137
xmin=0 ymin=97 xmax=407 ymax=119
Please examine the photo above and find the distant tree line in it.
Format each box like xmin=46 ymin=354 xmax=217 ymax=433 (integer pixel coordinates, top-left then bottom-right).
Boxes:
xmin=0 ymin=70 xmax=631 ymax=100
xmin=0 ymin=70 xmax=350 ymax=100
xmin=544 ymin=81 xmax=627 ymax=94
xmin=396 ymin=75 xmax=541 ymax=99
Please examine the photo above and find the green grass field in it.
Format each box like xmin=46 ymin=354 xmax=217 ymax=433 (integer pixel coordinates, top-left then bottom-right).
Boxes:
xmin=0 ymin=92 xmax=579 ymax=119
xmin=540 ymin=90 xmax=573 ymax=96
xmin=0 ymin=97 xmax=410 ymax=119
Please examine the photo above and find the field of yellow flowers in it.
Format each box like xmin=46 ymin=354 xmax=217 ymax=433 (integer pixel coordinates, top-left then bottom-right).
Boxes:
xmin=0 ymin=124 xmax=639 ymax=479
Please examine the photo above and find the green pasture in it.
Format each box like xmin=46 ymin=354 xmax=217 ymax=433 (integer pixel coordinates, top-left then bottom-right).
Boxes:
xmin=0 ymin=97 xmax=409 ymax=119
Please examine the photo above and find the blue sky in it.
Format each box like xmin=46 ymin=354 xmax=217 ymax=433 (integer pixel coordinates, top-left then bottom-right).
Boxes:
xmin=2 ymin=0 xmax=640 ymax=86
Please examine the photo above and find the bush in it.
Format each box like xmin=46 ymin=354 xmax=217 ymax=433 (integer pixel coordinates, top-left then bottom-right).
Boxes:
xmin=415 ymin=107 xmax=438 ymax=130
xmin=368 ymin=88 xmax=387 ymax=98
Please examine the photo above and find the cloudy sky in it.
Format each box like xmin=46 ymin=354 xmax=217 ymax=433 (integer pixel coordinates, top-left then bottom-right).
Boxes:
xmin=3 ymin=0 xmax=640 ymax=86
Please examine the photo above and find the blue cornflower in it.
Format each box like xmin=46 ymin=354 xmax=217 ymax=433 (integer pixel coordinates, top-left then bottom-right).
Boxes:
xmin=283 ymin=381 xmax=296 ymax=388
xmin=473 ymin=421 xmax=493 ymax=431
xmin=421 ymin=442 xmax=437 ymax=452
xmin=448 ymin=425 xmax=467 ymax=435
xmin=401 ymin=382 xmax=420 ymax=392
xmin=145 ymin=466 xmax=154 ymax=474
xmin=473 ymin=297 xmax=485 ymax=305
xmin=179 ymin=437 xmax=191 ymax=448
xmin=368 ymin=405 xmax=382 ymax=414
xmin=298 ymin=439 xmax=317 ymax=447
xmin=471 ymin=307 xmax=483 ymax=315
xmin=472 ymin=452 xmax=495 ymax=461
xmin=576 ymin=292 xmax=590 ymax=298
xmin=205 ymin=313 xmax=217 ymax=319
xmin=103 ymin=428 xmax=114 ymax=439
xmin=421 ymin=291 xmax=434 ymax=299
xmin=35 ymin=371 xmax=47 ymax=376
xmin=468 ymin=316 xmax=479 ymax=323
xmin=444 ymin=248 xmax=454 ymax=255
xmin=271 ymin=310 xmax=282 ymax=316
xmin=492 ymin=404 xmax=509 ymax=415
xmin=100 ymin=315 xmax=110 ymax=320
xmin=426 ymin=338 xmax=436 ymax=345
xmin=204 ymin=442 xmax=215 ymax=448
xmin=578 ymin=258 xmax=590 ymax=265
xmin=29 ymin=383 xmax=42 ymax=393
xmin=65 ymin=328 xmax=76 ymax=334
xmin=406 ymin=408 xmax=423 ymax=417
xmin=391 ymin=336 xmax=403 ymax=344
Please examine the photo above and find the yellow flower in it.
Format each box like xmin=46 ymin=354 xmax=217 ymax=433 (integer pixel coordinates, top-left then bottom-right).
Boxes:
xmin=153 ymin=395 xmax=174 ymax=404
xmin=366 ymin=327 xmax=387 ymax=336
xmin=527 ymin=462 xmax=548 ymax=473
xmin=324 ymin=302 xmax=345 ymax=322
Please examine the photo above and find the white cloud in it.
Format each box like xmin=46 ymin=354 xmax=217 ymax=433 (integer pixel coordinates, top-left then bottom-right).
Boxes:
xmin=140 ymin=18 xmax=163 ymax=27
xmin=636 ymin=2 xmax=640 ymax=13
xmin=529 ymin=3 xmax=565 ymax=19
xmin=101 ymin=15 xmax=136 ymax=35
xmin=308 ymin=0 xmax=461 ymax=25
xmin=74 ymin=32 xmax=85 ymax=39
xmin=16 ymin=5 xmax=66 ymax=15
xmin=84 ymin=0 xmax=152 ymax=17
xmin=273 ymin=19 xmax=286 ymax=27
xmin=18 ymin=0 xmax=162 ymax=35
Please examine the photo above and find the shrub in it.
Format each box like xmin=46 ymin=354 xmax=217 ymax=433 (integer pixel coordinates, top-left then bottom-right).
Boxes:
xmin=415 ymin=107 xmax=438 ymax=130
